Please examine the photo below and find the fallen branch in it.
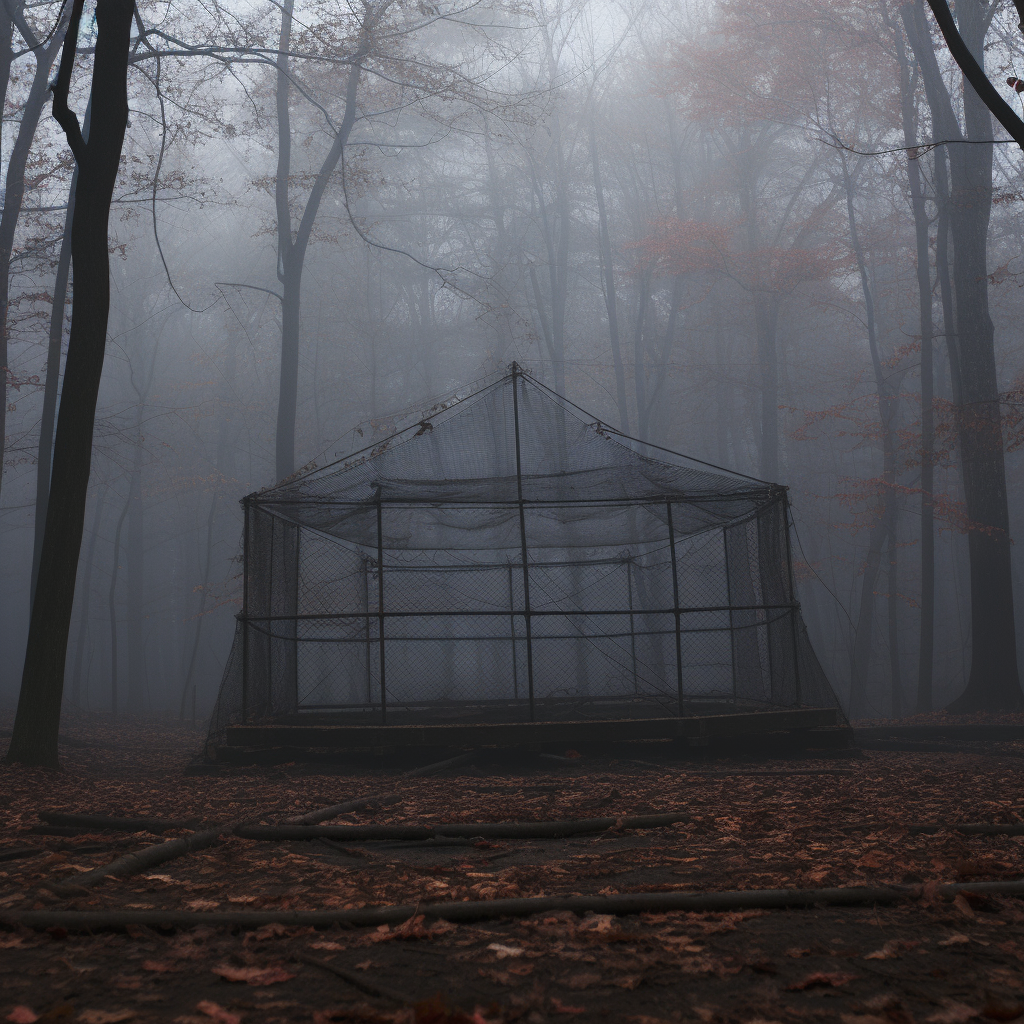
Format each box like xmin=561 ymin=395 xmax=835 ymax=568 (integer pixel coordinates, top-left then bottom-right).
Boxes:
xmin=286 ymin=794 xmax=400 ymax=826
xmin=0 ymin=847 xmax=42 ymax=863
xmin=7 ymin=878 xmax=1024 ymax=932
xmin=235 ymin=811 xmax=689 ymax=844
xmin=50 ymin=824 xmax=227 ymax=895
xmin=39 ymin=812 xmax=199 ymax=833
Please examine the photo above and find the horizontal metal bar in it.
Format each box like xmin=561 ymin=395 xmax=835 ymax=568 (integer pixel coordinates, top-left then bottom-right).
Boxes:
xmin=242 ymin=604 xmax=797 ymax=622
xmin=251 ymin=495 xmax=760 ymax=509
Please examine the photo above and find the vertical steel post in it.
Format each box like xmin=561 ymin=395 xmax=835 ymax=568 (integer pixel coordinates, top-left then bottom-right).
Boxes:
xmin=512 ymin=364 xmax=536 ymax=720
xmin=241 ymin=498 xmax=250 ymax=722
xmin=723 ymin=527 xmax=738 ymax=703
xmin=363 ymin=557 xmax=373 ymax=704
xmin=508 ymin=561 xmax=519 ymax=699
xmin=782 ymin=490 xmax=802 ymax=704
xmin=377 ymin=495 xmax=387 ymax=724
xmin=626 ymin=557 xmax=638 ymax=694
xmin=666 ymin=501 xmax=684 ymax=715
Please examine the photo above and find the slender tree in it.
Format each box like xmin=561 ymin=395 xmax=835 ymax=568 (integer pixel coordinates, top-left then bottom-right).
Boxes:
xmin=6 ymin=0 xmax=134 ymax=767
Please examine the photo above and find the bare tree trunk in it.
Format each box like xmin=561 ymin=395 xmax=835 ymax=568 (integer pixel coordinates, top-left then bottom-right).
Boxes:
xmin=904 ymin=0 xmax=1021 ymax=711
xmin=274 ymin=0 xmax=368 ymax=481
xmin=888 ymin=529 xmax=903 ymax=718
xmin=841 ymin=152 xmax=901 ymax=718
xmin=7 ymin=0 xmax=134 ymax=767
xmin=1 ymin=18 xmax=67 ymax=521
xmin=108 ymin=487 xmax=130 ymax=717
xmin=180 ymin=491 xmax=217 ymax=720
xmin=125 ymin=439 xmax=146 ymax=711
xmin=70 ymin=482 xmax=107 ymax=709
xmin=588 ymin=110 xmax=629 ymax=431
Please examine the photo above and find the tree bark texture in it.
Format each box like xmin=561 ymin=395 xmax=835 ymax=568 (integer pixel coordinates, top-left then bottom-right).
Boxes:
xmin=904 ymin=0 xmax=1022 ymax=710
xmin=6 ymin=0 xmax=134 ymax=767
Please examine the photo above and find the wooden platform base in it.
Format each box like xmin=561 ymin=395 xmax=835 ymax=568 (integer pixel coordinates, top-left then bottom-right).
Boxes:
xmin=224 ymin=706 xmax=844 ymax=758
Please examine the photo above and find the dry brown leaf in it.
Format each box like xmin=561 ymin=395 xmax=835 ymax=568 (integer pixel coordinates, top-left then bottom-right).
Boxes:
xmin=211 ymin=963 xmax=296 ymax=986
xmin=786 ymin=971 xmax=859 ymax=991
xmin=925 ymin=1002 xmax=978 ymax=1023
xmin=77 ymin=1012 xmax=135 ymax=1024
xmin=195 ymin=1003 xmax=240 ymax=1024
xmin=6 ymin=1010 xmax=38 ymax=1024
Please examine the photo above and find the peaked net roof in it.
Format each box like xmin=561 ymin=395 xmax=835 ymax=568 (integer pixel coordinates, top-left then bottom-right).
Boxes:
xmin=252 ymin=369 xmax=778 ymax=549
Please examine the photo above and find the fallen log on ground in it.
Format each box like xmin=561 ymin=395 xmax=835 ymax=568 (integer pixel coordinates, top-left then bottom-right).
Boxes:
xmin=402 ymin=750 xmax=476 ymax=778
xmin=286 ymin=794 xmax=401 ymax=826
xmin=50 ymin=824 xmax=228 ymax=895
xmin=0 ymin=847 xmax=42 ymax=863
xmin=39 ymin=812 xmax=199 ymax=833
xmin=7 ymin=878 xmax=1024 ymax=932
xmin=236 ymin=811 xmax=689 ymax=843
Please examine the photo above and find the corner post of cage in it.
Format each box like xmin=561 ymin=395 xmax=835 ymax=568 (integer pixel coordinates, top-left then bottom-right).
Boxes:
xmin=781 ymin=488 xmax=802 ymax=705
xmin=375 ymin=487 xmax=387 ymax=725
xmin=363 ymin=556 xmax=373 ymax=704
xmin=511 ymin=363 xmax=535 ymax=721
xmin=666 ymin=500 xmax=684 ymax=715
xmin=723 ymin=526 xmax=738 ymax=703
xmin=241 ymin=496 xmax=251 ymax=723
xmin=625 ymin=555 xmax=638 ymax=694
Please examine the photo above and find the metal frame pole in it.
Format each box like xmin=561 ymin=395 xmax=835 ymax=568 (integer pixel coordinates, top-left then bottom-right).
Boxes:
xmin=782 ymin=490 xmax=803 ymax=704
xmin=666 ymin=501 xmax=684 ymax=715
xmin=626 ymin=557 xmax=638 ymax=694
xmin=512 ymin=364 xmax=536 ymax=720
xmin=241 ymin=498 xmax=250 ymax=722
xmin=364 ymin=557 xmax=373 ymax=703
xmin=723 ymin=527 xmax=738 ymax=703
xmin=377 ymin=495 xmax=387 ymax=724
xmin=508 ymin=561 xmax=519 ymax=699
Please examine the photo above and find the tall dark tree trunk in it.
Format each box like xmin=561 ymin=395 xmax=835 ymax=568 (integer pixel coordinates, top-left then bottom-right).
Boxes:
xmin=0 ymin=21 xmax=66 ymax=519
xmin=108 ymin=488 xmax=130 ymax=716
xmin=887 ymin=7 xmax=937 ymax=713
xmin=125 ymin=438 xmax=146 ymax=711
xmin=274 ymin=0 xmax=368 ymax=481
xmin=70 ymin=482 xmax=107 ymax=709
xmin=6 ymin=0 xmax=134 ymax=768
xmin=33 ymin=164 xmax=77 ymax=605
xmin=904 ymin=0 xmax=1022 ymax=710
xmin=841 ymin=152 xmax=901 ymax=717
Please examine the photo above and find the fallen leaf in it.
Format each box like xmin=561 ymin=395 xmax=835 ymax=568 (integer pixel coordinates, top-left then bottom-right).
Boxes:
xmin=354 ymin=960 xmax=375 ymax=970
xmin=142 ymin=960 xmax=177 ymax=973
xmin=926 ymin=1003 xmax=978 ymax=1023
xmin=0 ymin=935 xmax=24 ymax=948
xmin=185 ymin=900 xmax=219 ymax=911
xmin=550 ymin=998 xmax=587 ymax=1015
xmin=578 ymin=914 xmax=615 ymax=933
xmin=487 ymin=943 xmax=523 ymax=959
xmin=786 ymin=972 xmax=859 ymax=991
xmin=142 ymin=875 xmax=175 ymax=884
xmin=246 ymin=923 xmax=288 ymax=943
xmin=310 ymin=942 xmax=345 ymax=952
xmin=864 ymin=939 xmax=919 ymax=961
xmin=195 ymin=1003 xmax=240 ymax=1024
xmin=77 ymin=1012 xmax=135 ymax=1024
xmin=6 ymin=1010 xmax=38 ymax=1024
xmin=953 ymin=894 xmax=976 ymax=920
xmin=212 ymin=963 xmax=296 ymax=986
xmin=939 ymin=934 xmax=971 ymax=946
xmin=614 ymin=975 xmax=643 ymax=990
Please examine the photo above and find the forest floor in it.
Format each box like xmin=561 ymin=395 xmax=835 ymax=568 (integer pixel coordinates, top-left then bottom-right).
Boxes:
xmin=1 ymin=714 xmax=1024 ymax=1023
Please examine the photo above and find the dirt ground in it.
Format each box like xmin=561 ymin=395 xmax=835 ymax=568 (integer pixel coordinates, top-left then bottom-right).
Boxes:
xmin=2 ymin=715 xmax=1024 ymax=1023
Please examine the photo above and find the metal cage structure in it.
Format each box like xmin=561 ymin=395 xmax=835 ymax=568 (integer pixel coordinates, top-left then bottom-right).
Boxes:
xmin=207 ymin=366 xmax=840 ymax=746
